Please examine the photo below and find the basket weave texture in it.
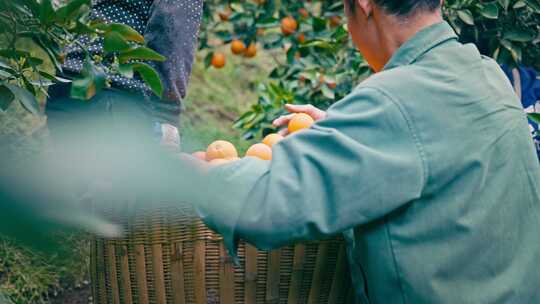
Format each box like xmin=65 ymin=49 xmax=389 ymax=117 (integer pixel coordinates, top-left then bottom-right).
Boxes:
xmin=90 ymin=205 xmax=354 ymax=304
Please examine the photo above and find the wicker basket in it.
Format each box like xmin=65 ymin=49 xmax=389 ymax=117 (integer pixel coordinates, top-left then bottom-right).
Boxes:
xmin=90 ymin=204 xmax=354 ymax=304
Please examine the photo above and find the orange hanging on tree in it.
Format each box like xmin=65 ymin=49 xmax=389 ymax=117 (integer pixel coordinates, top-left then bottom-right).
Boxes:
xmin=281 ymin=16 xmax=298 ymax=36
xmin=244 ymin=43 xmax=258 ymax=58
xmin=297 ymin=33 xmax=306 ymax=44
xmin=231 ymin=40 xmax=246 ymax=55
xmin=211 ymin=52 xmax=226 ymax=69
xmin=206 ymin=140 xmax=238 ymax=160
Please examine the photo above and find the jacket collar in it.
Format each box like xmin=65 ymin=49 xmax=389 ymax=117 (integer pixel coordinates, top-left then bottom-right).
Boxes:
xmin=383 ymin=21 xmax=458 ymax=71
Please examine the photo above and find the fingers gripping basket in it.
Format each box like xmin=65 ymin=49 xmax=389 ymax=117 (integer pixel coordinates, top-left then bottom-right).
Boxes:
xmin=90 ymin=205 xmax=355 ymax=304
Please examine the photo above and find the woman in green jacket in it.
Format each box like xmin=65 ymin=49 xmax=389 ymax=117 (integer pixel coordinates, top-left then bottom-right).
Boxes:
xmin=194 ymin=0 xmax=540 ymax=303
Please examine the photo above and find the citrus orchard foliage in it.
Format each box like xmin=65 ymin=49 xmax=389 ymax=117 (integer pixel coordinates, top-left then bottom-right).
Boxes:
xmin=444 ymin=0 xmax=540 ymax=68
xmin=200 ymin=1 xmax=370 ymax=140
xmin=0 ymin=0 xmax=165 ymax=115
xmin=200 ymin=0 xmax=540 ymax=140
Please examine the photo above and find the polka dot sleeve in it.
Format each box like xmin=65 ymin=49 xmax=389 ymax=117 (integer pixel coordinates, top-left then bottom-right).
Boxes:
xmin=145 ymin=0 xmax=204 ymax=103
xmin=62 ymin=0 xmax=203 ymax=107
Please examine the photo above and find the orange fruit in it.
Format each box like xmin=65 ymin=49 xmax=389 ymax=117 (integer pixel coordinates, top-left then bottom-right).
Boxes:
xmin=211 ymin=52 xmax=226 ymax=69
xmin=206 ymin=140 xmax=238 ymax=161
xmin=262 ymin=133 xmax=284 ymax=147
xmin=231 ymin=40 xmax=246 ymax=55
xmin=192 ymin=151 xmax=207 ymax=161
xmin=327 ymin=81 xmax=337 ymax=89
xmin=297 ymin=33 xmax=306 ymax=44
xmin=246 ymin=143 xmax=272 ymax=160
xmin=298 ymin=8 xmax=309 ymax=18
xmin=281 ymin=17 xmax=298 ymax=36
xmin=288 ymin=113 xmax=315 ymax=134
xmin=244 ymin=43 xmax=257 ymax=58
xmin=329 ymin=16 xmax=342 ymax=27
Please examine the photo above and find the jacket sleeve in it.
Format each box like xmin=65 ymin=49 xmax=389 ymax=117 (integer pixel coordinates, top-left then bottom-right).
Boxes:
xmin=144 ymin=0 xmax=203 ymax=102
xmin=195 ymin=87 xmax=426 ymax=257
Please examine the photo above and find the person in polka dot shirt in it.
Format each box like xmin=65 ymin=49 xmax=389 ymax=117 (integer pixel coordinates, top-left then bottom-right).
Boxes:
xmin=46 ymin=0 xmax=204 ymax=149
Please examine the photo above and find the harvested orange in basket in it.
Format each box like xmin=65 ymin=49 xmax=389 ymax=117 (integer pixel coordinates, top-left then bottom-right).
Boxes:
xmin=246 ymin=143 xmax=272 ymax=160
xmin=263 ymin=133 xmax=284 ymax=147
xmin=206 ymin=140 xmax=238 ymax=161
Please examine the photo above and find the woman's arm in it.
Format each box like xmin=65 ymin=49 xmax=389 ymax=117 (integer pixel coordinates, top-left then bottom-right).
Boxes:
xmin=144 ymin=0 xmax=204 ymax=102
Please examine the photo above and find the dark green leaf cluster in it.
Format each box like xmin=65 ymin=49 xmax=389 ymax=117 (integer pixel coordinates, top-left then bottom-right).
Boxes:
xmin=201 ymin=1 xmax=370 ymax=139
xmin=445 ymin=0 xmax=540 ymax=68
xmin=201 ymin=0 xmax=539 ymax=139
xmin=0 ymin=0 xmax=166 ymax=115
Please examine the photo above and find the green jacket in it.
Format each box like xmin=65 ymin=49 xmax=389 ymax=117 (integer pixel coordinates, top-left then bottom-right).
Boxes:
xmin=197 ymin=22 xmax=540 ymax=303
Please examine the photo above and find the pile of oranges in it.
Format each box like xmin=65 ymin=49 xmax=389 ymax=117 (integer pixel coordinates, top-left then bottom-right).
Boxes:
xmin=192 ymin=113 xmax=314 ymax=165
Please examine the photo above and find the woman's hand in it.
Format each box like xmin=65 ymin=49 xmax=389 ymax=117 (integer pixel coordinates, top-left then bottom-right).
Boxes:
xmin=272 ymin=104 xmax=327 ymax=136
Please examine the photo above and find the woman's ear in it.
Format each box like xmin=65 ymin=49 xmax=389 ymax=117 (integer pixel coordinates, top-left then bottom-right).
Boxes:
xmin=357 ymin=0 xmax=373 ymax=19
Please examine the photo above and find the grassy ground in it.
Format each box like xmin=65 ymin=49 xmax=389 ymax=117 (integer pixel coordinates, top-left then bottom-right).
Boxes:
xmin=0 ymin=49 xmax=272 ymax=303
xmin=181 ymin=50 xmax=274 ymax=154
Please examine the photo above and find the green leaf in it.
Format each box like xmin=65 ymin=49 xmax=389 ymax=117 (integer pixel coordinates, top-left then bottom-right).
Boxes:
xmin=479 ymin=2 xmax=499 ymax=19
xmin=5 ymin=84 xmax=40 ymax=115
xmin=0 ymin=85 xmax=15 ymax=111
xmin=523 ymin=0 xmax=540 ymax=11
xmin=204 ymin=52 xmax=213 ymax=69
xmin=312 ymin=17 xmax=327 ymax=32
xmin=131 ymin=63 xmax=163 ymax=98
xmin=56 ymin=0 xmax=90 ymax=22
xmin=38 ymin=71 xmax=72 ymax=83
xmin=301 ymin=40 xmax=333 ymax=49
xmin=103 ymin=32 xmax=131 ymax=53
xmin=0 ymin=60 xmax=12 ymax=70
xmin=500 ymin=39 xmax=522 ymax=62
xmin=0 ymin=49 xmax=31 ymax=60
xmin=498 ymin=0 xmax=510 ymax=10
xmin=30 ymin=34 xmax=63 ymax=73
xmin=70 ymin=76 xmax=96 ymax=100
xmin=0 ymin=69 xmax=13 ymax=78
xmin=321 ymin=85 xmax=335 ymax=100
xmin=39 ymin=0 xmax=55 ymax=26
xmin=118 ymin=47 xmax=166 ymax=63
xmin=25 ymin=56 xmax=44 ymax=68
xmin=457 ymin=10 xmax=475 ymax=25
xmin=106 ymin=24 xmax=145 ymax=43
xmin=528 ymin=113 xmax=540 ymax=124
xmin=70 ymin=59 xmax=107 ymax=100
xmin=513 ymin=1 xmax=527 ymax=9
xmin=504 ymin=29 xmax=536 ymax=42
xmin=0 ymin=61 xmax=17 ymax=77
xmin=118 ymin=64 xmax=134 ymax=78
